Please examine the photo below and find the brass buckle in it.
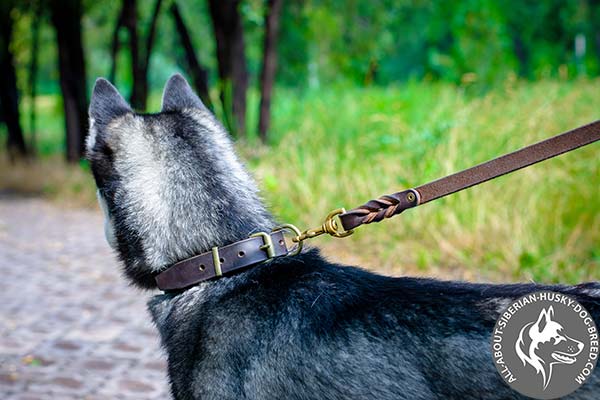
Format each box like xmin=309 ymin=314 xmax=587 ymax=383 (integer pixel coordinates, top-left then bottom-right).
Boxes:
xmin=249 ymin=232 xmax=276 ymax=258
xmin=293 ymin=208 xmax=354 ymax=243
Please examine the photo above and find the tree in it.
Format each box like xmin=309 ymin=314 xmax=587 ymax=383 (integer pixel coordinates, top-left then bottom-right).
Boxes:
xmin=170 ymin=2 xmax=212 ymax=110
xmin=0 ymin=0 xmax=28 ymax=159
xmin=49 ymin=0 xmax=88 ymax=162
xmin=28 ymin=0 xmax=42 ymax=153
xmin=258 ymin=0 xmax=283 ymax=143
xmin=111 ymin=0 xmax=163 ymax=110
xmin=108 ymin=2 xmax=126 ymax=84
xmin=589 ymin=0 xmax=600 ymax=71
xmin=208 ymin=0 xmax=248 ymax=137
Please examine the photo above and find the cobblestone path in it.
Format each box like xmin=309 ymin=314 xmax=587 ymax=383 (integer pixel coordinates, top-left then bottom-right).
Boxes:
xmin=0 ymin=197 xmax=170 ymax=399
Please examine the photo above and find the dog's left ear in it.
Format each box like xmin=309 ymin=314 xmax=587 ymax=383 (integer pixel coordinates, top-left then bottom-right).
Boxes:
xmin=161 ymin=74 xmax=206 ymax=112
xmin=89 ymin=78 xmax=132 ymax=126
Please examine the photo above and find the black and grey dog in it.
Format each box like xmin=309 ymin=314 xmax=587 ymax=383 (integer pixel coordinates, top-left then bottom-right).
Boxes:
xmin=86 ymin=74 xmax=600 ymax=399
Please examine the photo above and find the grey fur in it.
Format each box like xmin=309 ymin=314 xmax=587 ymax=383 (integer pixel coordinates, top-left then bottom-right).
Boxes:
xmin=161 ymin=73 xmax=207 ymax=112
xmin=89 ymin=78 xmax=132 ymax=126
xmin=86 ymin=75 xmax=600 ymax=399
xmin=87 ymin=75 xmax=272 ymax=287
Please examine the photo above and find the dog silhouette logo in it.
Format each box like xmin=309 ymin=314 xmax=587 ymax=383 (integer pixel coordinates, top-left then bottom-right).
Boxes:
xmin=515 ymin=306 xmax=584 ymax=390
xmin=492 ymin=291 xmax=598 ymax=399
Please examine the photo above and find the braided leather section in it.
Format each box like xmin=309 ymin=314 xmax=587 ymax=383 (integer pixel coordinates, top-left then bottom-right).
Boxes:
xmin=338 ymin=189 xmax=420 ymax=230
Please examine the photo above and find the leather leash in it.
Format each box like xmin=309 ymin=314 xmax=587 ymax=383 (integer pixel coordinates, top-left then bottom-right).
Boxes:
xmin=156 ymin=120 xmax=600 ymax=291
xmin=337 ymin=120 xmax=600 ymax=231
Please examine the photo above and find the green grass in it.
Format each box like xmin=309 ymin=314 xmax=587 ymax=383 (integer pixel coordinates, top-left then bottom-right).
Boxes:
xmin=247 ymin=79 xmax=600 ymax=283
xmin=5 ymin=79 xmax=600 ymax=283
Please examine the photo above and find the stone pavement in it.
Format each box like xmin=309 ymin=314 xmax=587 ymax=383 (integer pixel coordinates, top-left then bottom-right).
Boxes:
xmin=0 ymin=196 xmax=170 ymax=399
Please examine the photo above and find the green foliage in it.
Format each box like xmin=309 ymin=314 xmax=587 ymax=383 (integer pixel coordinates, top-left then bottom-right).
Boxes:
xmin=273 ymin=0 xmax=600 ymax=88
xmin=9 ymin=0 xmax=600 ymax=100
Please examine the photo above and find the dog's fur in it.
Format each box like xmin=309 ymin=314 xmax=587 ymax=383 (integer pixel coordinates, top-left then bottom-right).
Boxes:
xmin=516 ymin=306 xmax=584 ymax=389
xmin=87 ymin=75 xmax=600 ymax=399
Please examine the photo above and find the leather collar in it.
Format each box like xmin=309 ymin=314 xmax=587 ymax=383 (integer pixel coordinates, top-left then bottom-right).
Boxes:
xmin=155 ymin=230 xmax=288 ymax=291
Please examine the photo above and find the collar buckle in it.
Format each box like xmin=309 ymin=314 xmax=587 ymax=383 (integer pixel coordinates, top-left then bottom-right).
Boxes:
xmin=248 ymin=232 xmax=276 ymax=259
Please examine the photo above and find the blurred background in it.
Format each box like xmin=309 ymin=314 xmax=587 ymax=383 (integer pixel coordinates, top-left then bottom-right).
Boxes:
xmin=1 ymin=0 xmax=600 ymax=283
xmin=1 ymin=1 xmax=599 ymax=398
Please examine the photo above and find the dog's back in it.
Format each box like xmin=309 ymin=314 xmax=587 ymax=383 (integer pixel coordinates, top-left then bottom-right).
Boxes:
xmin=149 ymin=250 xmax=600 ymax=400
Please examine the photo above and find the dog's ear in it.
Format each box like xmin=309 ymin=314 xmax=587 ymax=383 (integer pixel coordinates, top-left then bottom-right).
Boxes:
xmin=89 ymin=78 xmax=132 ymax=126
xmin=161 ymin=73 xmax=206 ymax=112
xmin=535 ymin=307 xmax=552 ymax=333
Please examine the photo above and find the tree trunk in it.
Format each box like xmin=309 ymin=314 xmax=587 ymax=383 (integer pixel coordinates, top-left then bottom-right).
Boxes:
xmin=28 ymin=0 xmax=42 ymax=154
xmin=171 ymin=2 xmax=212 ymax=110
xmin=512 ymin=34 xmax=529 ymax=79
xmin=258 ymin=0 xmax=282 ymax=143
xmin=139 ymin=0 xmax=163 ymax=108
xmin=121 ymin=0 xmax=143 ymax=110
xmin=115 ymin=0 xmax=162 ymax=111
xmin=50 ymin=0 xmax=88 ymax=162
xmin=0 ymin=0 xmax=28 ymax=159
xmin=208 ymin=0 xmax=248 ymax=137
xmin=590 ymin=0 xmax=600 ymax=68
xmin=109 ymin=5 xmax=125 ymax=83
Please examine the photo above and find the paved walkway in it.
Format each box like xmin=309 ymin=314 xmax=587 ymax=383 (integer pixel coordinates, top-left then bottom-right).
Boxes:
xmin=0 ymin=196 xmax=170 ymax=399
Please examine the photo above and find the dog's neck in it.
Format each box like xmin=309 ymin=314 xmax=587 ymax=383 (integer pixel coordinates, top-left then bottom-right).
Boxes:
xmin=100 ymin=146 xmax=275 ymax=289
xmin=87 ymin=76 xmax=277 ymax=290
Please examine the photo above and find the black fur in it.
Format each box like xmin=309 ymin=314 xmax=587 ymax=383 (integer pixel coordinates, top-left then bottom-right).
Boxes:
xmin=149 ymin=249 xmax=600 ymax=399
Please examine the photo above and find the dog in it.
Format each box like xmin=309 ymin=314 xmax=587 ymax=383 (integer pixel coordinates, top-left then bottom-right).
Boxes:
xmin=516 ymin=306 xmax=584 ymax=389
xmin=86 ymin=74 xmax=600 ymax=399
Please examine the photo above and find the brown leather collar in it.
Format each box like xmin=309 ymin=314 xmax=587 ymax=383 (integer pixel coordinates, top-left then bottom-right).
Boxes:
xmin=155 ymin=230 xmax=288 ymax=291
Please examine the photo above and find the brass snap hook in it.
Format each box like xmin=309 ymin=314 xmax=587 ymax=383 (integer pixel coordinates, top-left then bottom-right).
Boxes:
xmin=293 ymin=208 xmax=354 ymax=243
xmin=271 ymin=209 xmax=355 ymax=257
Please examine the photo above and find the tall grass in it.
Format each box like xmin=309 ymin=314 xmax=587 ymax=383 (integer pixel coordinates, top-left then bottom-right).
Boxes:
xmin=3 ymin=79 xmax=599 ymax=282
xmin=245 ymin=79 xmax=600 ymax=282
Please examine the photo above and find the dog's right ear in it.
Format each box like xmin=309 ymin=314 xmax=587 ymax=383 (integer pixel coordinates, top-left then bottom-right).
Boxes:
xmin=161 ymin=73 xmax=206 ymax=112
xmin=89 ymin=78 xmax=132 ymax=127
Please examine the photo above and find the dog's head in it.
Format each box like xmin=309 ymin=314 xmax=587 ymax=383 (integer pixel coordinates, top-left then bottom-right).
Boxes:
xmin=86 ymin=75 xmax=273 ymax=288
xmin=515 ymin=306 xmax=584 ymax=389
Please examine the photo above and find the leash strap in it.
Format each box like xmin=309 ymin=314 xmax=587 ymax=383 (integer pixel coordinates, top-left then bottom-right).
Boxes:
xmin=338 ymin=120 xmax=600 ymax=231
